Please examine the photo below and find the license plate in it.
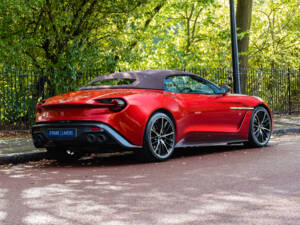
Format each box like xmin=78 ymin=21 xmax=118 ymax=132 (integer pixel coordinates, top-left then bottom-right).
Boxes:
xmin=47 ymin=128 xmax=77 ymax=139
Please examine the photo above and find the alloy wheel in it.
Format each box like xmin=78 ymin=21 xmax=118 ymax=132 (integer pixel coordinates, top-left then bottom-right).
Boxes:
xmin=150 ymin=116 xmax=175 ymax=159
xmin=252 ymin=108 xmax=271 ymax=145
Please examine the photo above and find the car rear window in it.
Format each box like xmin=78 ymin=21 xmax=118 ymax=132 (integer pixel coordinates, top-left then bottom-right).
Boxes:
xmin=88 ymin=78 xmax=136 ymax=86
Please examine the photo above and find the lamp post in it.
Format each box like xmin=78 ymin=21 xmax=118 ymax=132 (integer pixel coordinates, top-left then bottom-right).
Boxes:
xmin=229 ymin=0 xmax=241 ymax=94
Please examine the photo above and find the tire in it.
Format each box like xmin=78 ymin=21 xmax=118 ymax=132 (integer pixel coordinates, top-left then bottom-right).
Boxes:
xmin=46 ymin=148 xmax=84 ymax=162
xmin=141 ymin=112 xmax=176 ymax=162
xmin=246 ymin=106 xmax=272 ymax=147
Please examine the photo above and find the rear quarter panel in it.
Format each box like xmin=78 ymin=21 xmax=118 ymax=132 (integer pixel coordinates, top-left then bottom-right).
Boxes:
xmin=115 ymin=90 xmax=182 ymax=146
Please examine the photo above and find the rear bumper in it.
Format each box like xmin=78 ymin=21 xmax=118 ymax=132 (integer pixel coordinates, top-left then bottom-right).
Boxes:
xmin=32 ymin=121 xmax=142 ymax=149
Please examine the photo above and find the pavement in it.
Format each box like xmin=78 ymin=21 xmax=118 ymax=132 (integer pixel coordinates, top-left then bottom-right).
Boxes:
xmin=0 ymin=134 xmax=299 ymax=225
xmin=0 ymin=114 xmax=299 ymax=165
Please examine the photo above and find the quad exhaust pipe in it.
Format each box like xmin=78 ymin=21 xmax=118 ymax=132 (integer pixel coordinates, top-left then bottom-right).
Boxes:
xmin=86 ymin=134 xmax=97 ymax=143
xmin=86 ymin=133 xmax=107 ymax=144
xmin=97 ymin=134 xmax=107 ymax=144
xmin=33 ymin=132 xmax=108 ymax=147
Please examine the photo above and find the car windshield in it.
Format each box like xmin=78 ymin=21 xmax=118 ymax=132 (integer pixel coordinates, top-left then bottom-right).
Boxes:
xmin=88 ymin=78 xmax=136 ymax=87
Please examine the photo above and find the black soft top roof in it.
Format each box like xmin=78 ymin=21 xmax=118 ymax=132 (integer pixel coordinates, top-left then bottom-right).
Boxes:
xmin=80 ymin=69 xmax=196 ymax=90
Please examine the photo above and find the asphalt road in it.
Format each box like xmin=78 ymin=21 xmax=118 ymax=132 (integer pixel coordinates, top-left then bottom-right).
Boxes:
xmin=0 ymin=135 xmax=300 ymax=225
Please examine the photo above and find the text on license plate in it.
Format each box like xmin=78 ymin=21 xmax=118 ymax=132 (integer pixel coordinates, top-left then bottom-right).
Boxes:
xmin=47 ymin=129 xmax=76 ymax=139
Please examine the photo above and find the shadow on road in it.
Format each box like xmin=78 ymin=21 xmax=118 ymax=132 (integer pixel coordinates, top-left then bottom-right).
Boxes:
xmin=38 ymin=143 xmax=267 ymax=168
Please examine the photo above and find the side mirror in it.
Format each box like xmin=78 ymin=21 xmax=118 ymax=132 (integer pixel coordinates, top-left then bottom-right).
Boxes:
xmin=220 ymin=85 xmax=231 ymax=95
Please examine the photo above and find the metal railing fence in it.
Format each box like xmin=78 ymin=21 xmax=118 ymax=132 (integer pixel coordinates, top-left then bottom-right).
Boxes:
xmin=0 ymin=67 xmax=299 ymax=131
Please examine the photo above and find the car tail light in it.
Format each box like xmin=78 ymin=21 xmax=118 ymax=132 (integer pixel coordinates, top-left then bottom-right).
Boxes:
xmin=35 ymin=100 xmax=45 ymax=113
xmin=97 ymin=98 xmax=127 ymax=112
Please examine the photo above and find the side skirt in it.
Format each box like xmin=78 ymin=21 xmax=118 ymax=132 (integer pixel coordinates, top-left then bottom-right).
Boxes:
xmin=175 ymin=139 xmax=247 ymax=148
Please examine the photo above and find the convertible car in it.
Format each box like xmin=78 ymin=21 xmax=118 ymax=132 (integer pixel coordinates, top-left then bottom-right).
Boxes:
xmin=32 ymin=69 xmax=272 ymax=161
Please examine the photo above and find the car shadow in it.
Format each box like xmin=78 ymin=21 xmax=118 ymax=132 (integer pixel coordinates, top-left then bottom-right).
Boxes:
xmin=39 ymin=143 xmax=267 ymax=168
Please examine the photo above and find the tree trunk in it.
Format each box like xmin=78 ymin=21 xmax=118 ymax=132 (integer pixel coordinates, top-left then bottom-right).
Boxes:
xmin=236 ymin=0 xmax=253 ymax=94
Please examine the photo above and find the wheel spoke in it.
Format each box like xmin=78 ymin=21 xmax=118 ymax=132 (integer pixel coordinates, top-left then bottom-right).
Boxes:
xmin=163 ymin=139 xmax=172 ymax=147
xmin=160 ymin=118 xmax=164 ymax=135
xmin=261 ymin=127 xmax=270 ymax=132
xmin=255 ymin=115 xmax=260 ymax=124
xmin=256 ymin=131 xmax=260 ymax=139
xmin=163 ymin=120 xmax=169 ymax=130
xmin=152 ymin=122 xmax=158 ymax=132
xmin=254 ymin=128 xmax=260 ymax=135
xmin=261 ymin=129 xmax=268 ymax=139
xmin=155 ymin=141 xmax=161 ymax=153
xmin=161 ymin=140 xmax=169 ymax=153
xmin=255 ymin=131 xmax=260 ymax=139
xmin=160 ymin=132 xmax=174 ymax=138
xmin=151 ymin=128 xmax=160 ymax=137
xmin=260 ymin=130 xmax=265 ymax=141
xmin=262 ymin=118 xmax=270 ymax=126
xmin=261 ymin=113 xmax=266 ymax=125
xmin=164 ymin=123 xmax=171 ymax=134
xmin=257 ymin=131 xmax=262 ymax=142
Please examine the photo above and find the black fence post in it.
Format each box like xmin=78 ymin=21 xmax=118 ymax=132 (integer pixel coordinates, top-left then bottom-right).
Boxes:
xmin=229 ymin=0 xmax=241 ymax=94
xmin=288 ymin=68 xmax=291 ymax=115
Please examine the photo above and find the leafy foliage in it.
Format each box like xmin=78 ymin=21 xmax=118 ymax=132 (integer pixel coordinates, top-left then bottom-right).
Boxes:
xmin=0 ymin=0 xmax=298 ymax=73
xmin=0 ymin=0 xmax=146 ymax=73
xmin=249 ymin=0 xmax=299 ymax=68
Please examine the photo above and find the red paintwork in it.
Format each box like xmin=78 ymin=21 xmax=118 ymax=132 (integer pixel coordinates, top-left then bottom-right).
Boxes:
xmin=35 ymin=89 xmax=272 ymax=147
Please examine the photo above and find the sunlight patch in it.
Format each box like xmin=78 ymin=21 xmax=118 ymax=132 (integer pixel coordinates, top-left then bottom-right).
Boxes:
xmin=100 ymin=221 xmax=130 ymax=225
xmin=0 ymin=211 xmax=7 ymax=221
xmin=22 ymin=184 xmax=77 ymax=199
xmin=65 ymin=179 xmax=93 ymax=184
xmin=24 ymin=211 xmax=68 ymax=225
xmin=159 ymin=213 xmax=198 ymax=224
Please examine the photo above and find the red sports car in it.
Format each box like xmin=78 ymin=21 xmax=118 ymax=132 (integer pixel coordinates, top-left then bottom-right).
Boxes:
xmin=32 ymin=70 xmax=272 ymax=161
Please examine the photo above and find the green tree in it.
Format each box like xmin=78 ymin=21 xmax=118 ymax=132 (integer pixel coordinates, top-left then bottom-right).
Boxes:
xmin=118 ymin=0 xmax=219 ymax=70
xmin=0 ymin=0 xmax=146 ymax=73
xmin=248 ymin=0 xmax=299 ymax=68
xmin=0 ymin=0 xmax=298 ymax=72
